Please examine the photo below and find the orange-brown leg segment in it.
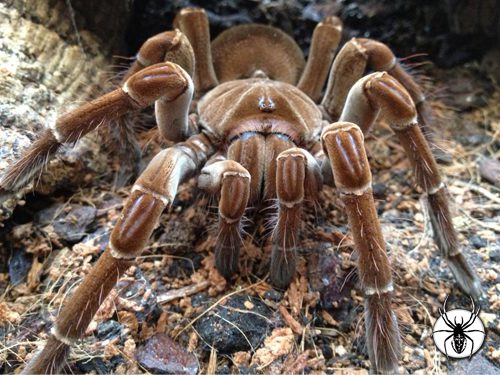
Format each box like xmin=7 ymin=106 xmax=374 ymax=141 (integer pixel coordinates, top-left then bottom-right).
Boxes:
xmin=22 ymin=133 xmax=214 ymax=374
xmin=271 ymin=148 xmax=322 ymax=289
xmin=322 ymin=123 xmax=401 ymax=373
xmin=122 ymin=29 xmax=195 ymax=82
xmin=297 ymin=16 xmax=343 ymax=103
xmin=174 ymin=7 xmax=218 ymax=94
xmin=198 ymin=160 xmax=251 ymax=277
xmin=337 ymin=72 xmax=481 ymax=298
xmin=0 ymin=62 xmax=193 ymax=193
xmin=321 ymin=38 xmax=445 ymax=160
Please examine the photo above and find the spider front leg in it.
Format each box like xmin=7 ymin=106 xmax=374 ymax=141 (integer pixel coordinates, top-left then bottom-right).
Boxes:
xmin=321 ymin=38 xmax=446 ymax=161
xmin=0 ymin=62 xmax=193 ymax=193
xmin=337 ymin=72 xmax=481 ymax=298
xmin=22 ymin=133 xmax=215 ymax=374
xmin=198 ymin=160 xmax=251 ymax=277
xmin=322 ymin=123 xmax=401 ymax=373
xmin=271 ymin=147 xmax=322 ymax=289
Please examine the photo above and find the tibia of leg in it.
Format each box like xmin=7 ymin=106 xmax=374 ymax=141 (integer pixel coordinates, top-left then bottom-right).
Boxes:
xmin=427 ymin=188 xmax=482 ymax=298
xmin=365 ymin=293 xmax=402 ymax=374
xmin=123 ymin=30 xmax=195 ymax=82
xmin=198 ymin=160 xmax=250 ymax=277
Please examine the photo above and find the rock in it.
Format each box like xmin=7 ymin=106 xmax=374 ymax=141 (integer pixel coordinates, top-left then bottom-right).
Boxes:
xmin=448 ymin=352 xmax=499 ymax=374
xmin=74 ymin=357 xmax=109 ymax=374
xmin=263 ymin=289 xmax=283 ymax=302
xmin=195 ymin=295 xmax=273 ymax=353
xmin=35 ymin=203 xmax=97 ymax=242
xmin=489 ymin=247 xmax=500 ymax=262
xmin=136 ymin=333 xmax=199 ymax=375
xmin=96 ymin=320 xmax=123 ymax=341
xmin=116 ymin=268 xmax=158 ymax=322
xmin=478 ymin=158 xmax=500 ymax=187
xmin=372 ymin=182 xmax=387 ymax=198
xmin=470 ymin=235 xmax=487 ymax=249
xmin=8 ymin=250 xmax=32 ymax=286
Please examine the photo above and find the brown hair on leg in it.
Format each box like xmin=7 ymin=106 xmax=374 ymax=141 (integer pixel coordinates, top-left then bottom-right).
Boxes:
xmin=198 ymin=160 xmax=251 ymax=277
xmin=271 ymin=147 xmax=321 ymax=289
xmin=322 ymin=122 xmax=401 ymax=373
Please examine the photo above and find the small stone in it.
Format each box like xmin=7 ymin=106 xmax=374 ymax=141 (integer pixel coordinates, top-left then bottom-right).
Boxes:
xmin=8 ymin=250 xmax=32 ymax=286
xmin=335 ymin=345 xmax=347 ymax=356
xmin=478 ymin=158 xmax=500 ymax=187
xmin=263 ymin=289 xmax=283 ymax=302
xmin=485 ymin=269 xmax=498 ymax=282
xmin=448 ymin=352 xmax=498 ymax=374
xmin=36 ymin=203 xmax=97 ymax=242
xmin=136 ymin=333 xmax=199 ymax=375
xmin=372 ymin=182 xmax=387 ymax=198
xmin=489 ymin=247 xmax=500 ymax=262
xmin=471 ymin=235 xmax=487 ymax=249
xmin=96 ymin=320 xmax=123 ymax=341
xmin=195 ymin=295 xmax=272 ymax=353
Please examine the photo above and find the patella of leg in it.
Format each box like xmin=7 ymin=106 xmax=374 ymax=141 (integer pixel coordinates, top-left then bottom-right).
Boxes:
xmin=122 ymin=29 xmax=195 ymax=82
xmin=297 ymin=16 xmax=342 ymax=103
xmin=271 ymin=147 xmax=322 ymax=289
xmin=198 ymin=160 xmax=251 ymax=276
xmin=342 ymin=72 xmax=481 ymax=297
xmin=321 ymin=38 xmax=441 ymax=150
xmin=322 ymin=122 xmax=401 ymax=373
xmin=174 ymin=7 xmax=218 ymax=94
xmin=22 ymin=133 xmax=215 ymax=375
xmin=109 ymin=30 xmax=196 ymax=182
xmin=0 ymin=62 xmax=193 ymax=193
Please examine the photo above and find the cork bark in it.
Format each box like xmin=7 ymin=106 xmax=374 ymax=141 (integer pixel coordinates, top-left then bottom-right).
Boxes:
xmin=0 ymin=0 xmax=129 ymax=221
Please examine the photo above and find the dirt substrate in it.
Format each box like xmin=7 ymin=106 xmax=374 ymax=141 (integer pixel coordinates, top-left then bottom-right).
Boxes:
xmin=1 ymin=2 xmax=499 ymax=375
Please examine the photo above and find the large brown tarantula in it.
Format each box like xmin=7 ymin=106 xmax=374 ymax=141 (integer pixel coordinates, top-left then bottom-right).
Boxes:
xmin=0 ymin=7 xmax=481 ymax=374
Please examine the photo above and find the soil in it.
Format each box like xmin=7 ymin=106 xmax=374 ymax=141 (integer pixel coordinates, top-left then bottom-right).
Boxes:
xmin=0 ymin=1 xmax=499 ymax=374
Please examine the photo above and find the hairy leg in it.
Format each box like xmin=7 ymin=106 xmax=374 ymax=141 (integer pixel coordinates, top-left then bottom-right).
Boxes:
xmin=322 ymin=122 xmax=401 ymax=373
xmin=198 ymin=160 xmax=251 ymax=277
xmin=331 ymin=72 xmax=481 ymax=298
xmin=271 ymin=147 xmax=322 ymax=288
xmin=0 ymin=62 xmax=193 ymax=193
xmin=22 ymin=133 xmax=214 ymax=374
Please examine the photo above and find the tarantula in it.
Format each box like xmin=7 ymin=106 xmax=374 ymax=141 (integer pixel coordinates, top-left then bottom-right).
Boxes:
xmin=0 ymin=7 xmax=481 ymax=374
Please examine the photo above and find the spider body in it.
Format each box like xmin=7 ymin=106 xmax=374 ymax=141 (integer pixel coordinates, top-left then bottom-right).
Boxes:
xmin=452 ymin=329 xmax=466 ymax=354
xmin=0 ymin=7 xmax=483 ymax=374
xmin=433 ymin=297 xmax=486 ymax=359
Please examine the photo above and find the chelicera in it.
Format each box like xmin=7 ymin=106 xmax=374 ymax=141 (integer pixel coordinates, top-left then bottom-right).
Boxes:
xmin=0 ymin=7 xmax=482 ymax=374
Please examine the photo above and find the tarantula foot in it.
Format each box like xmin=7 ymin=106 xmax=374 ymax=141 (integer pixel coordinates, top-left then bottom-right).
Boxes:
xmin=270 ymin=245 xmax=297 ymax=289
xmin=448 ymin=254 xmax=483 ymax=299
xmin=365 ymin=294 xmax=402 ymax=374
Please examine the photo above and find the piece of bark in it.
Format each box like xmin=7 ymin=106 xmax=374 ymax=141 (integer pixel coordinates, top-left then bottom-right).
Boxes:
xmin=0 ymin=1 xmax=128 ymax=222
